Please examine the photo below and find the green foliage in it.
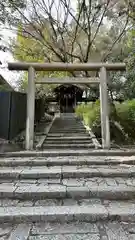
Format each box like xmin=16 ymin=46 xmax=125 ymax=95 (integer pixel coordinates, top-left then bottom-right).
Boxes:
xmin=124 ymin=22 xmax=135 ymax=99
xmin=13 ymin=27 xmax=69 ymax=98
xmin=75 ymin=101 xmax=100 ymax=126
xmin=76 ymin=100 xmax=135 ymax=143
xmin=76 ymin=101 xmax=101 ymax=141
xmin=13 ymin=25 xmax=45 ymax=62
xmin=115 ymin=100 xmax=135 ymax=139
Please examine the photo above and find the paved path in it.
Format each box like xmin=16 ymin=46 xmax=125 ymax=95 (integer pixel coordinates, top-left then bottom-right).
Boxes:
xmin=1 ymin=221 xmax=135 ymax=239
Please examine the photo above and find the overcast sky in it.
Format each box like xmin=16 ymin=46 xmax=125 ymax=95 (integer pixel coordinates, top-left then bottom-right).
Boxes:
xmin=0 ymin=28 xmax=20 ymax=88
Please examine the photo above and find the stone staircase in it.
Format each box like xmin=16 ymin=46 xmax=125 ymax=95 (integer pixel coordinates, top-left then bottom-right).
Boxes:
xmin=0 ymin=153 xmax=135 ymax=238
xmin=43 ymin=113 xmax=96 ymax=149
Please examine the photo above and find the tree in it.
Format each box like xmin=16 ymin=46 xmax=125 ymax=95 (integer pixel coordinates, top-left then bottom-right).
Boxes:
xmin=12 ymin=0 xmax=130 ymax=63
xmin=12 ymin=0 xmax=131 ymax=99
xmin=13 ymin=28 xmax=69 ymax=97
xmin=0 ymin=0 xmax=25 ymax=51
xmin=124 ymin=27 xmax=135 ymax=99
xmin=0 ymin=0 xmax=26 ymax=25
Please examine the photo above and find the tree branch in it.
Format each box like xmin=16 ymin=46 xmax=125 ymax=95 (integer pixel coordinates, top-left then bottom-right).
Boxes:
xmin=102 ymin=14 xmax=129 ymax=61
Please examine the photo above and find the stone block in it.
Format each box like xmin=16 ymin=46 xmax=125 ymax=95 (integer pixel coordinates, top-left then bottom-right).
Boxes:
xmin=62 ymin=179 xmax=84 ymax=187
xmin=62 ymin=199 xmax=77 ymax=206
xmin=107 ymin=202 xmax=135 ymax=221
xmin=21 ymin=167 xmax=61 ymax=179
xmin=17 ymin=201 xmax=34 ymax=207
xmin=38 ymin=179 xmax=61 ymax=184
xmin=0 ymin=168 xmax=22 ymax=179
xmin=0 ymin=224 xmax=12 ymax=237
xmin=73 ymin=205 xmax=108 ymax=222
xmin=62 ymin=166 xmax=98 ymax=178
xmin=66 ymin=186 xmax=90 ymax=198
xmin=0 ymin=184 xmax=16 ymax=198
xmin=105 ymin=222 xmax=129 ymax=240
xmin=31 ymin=222 xmax=99 ymax=235
xmin=15 ymin=184 xmax=66 ymax=199
xmin=34 ymin=199 xmax=62 ymax=207
xmin=29 ymin=233 xmax=100 ymax=240
xmin=9 ymin=224 xmax=31 ymax=240
xmin=0 ymin=199 xmax=19 ymax=207
xmin=79 ymin=199 xmax=102 ymax=205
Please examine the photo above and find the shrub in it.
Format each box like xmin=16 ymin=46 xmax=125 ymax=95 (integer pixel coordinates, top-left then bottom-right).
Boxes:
xmin=75 ymin=101 xmax=100 ymax=127
xmin=75 ymin=99 xmax=135 ymax=144
xmin=115 ymin=99 xmax=135 ymax=139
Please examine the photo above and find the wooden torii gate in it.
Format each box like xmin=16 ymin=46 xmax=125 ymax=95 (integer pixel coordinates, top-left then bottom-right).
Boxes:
xmin=8 ymin=62 xmax=126 ymax=150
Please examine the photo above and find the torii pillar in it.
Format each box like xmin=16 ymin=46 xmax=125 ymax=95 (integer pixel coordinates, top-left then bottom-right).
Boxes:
xmin=100 ymin=67 xmax=110 ymax=149
xmin=26 ymin=66 xmax=35 ymax=150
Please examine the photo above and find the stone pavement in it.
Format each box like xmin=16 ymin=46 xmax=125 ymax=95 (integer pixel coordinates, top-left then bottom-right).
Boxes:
xmin=1 ymin=221 xmax=135 ymax=239
xmin=0 ymin=155 xmax=135 ymax=238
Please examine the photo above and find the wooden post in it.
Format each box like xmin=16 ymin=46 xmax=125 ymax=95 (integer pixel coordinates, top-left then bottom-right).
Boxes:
xmin=99 ymin=67 xmax=110 ymax=149
xmin=26 ymin=67 xmax=35 ymax=150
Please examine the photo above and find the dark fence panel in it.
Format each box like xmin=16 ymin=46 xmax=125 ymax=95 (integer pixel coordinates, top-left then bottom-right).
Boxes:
xmin=35 ymin=99 xmax=45 ymax=123
xmin=0 ymin=91 xmax=45 ymax=140
xmin=9 ymin=92 xmax=27 ymax=140
xmin=0 ymin=91 xmax=27 ymax=140
xmin=0 ymin=92 xmax=11 ymax=139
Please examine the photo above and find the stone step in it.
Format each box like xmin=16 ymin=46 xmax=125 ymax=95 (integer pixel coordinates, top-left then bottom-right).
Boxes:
xmin=53 ymin=118 xmax=80 ymax=121
xmin=52 ymin=122 xmax=84 ymax=124
xmin=55 ymin=120 xmax=81 ymax=122
xmin=52 ymin=124 xmax=84 ymax=127
xmin=46 ymin=136 xmax=91 ymax=140
xmin=50 ymin=125 xmax=85 ymax=128
xmin=0 ymin=156 xmax=135 ymax=167
xmin=47 ymin=133 xmax=90 ymax=137
xmin=0 ymin=165 xmax=135 ymax=179
xmin=2 ymin=150 xmax=135 ymax=158
xmin=50 ymin=129 xmax=86 ymax=131
xmin=51 ymin=123 xmax=84 ymax=126
xmin=49 ymin=132 xmax=87 ymax=135
xmin=52 ymin=126 xmax=85 ymax=128
xmin=51 ymin=127 xmax=84 ymax=129
xmin=0 ymin=197 xmax=133 ymax=208
xmin=42 ymin=143 xmax=95 ymax=148
xmin=50 ymin=126 xmax=86 ymax=129
xmin=0 ymin=202 xmax=134 ymax=223
xmin=54 ymin=119 xmax=81 ymax=121
xmin=51 ymin=123 xmax=84 ymax=125
xmin=53 ymin=122 xmax=81 ymax=125
xmin=0 ymin=180 xmax=135 ymax=200
xmin=49 ymin=129 xmax=87 ymax=132
xmin=4 ymin=220 xmax=135 ymax=239
xmin=50 ymin=130 xmax=86 ymax=133
xmin=44 ymin=140 xmax=92 ymax=144
xmin=35 ymin=132 xmax=46 ymax=136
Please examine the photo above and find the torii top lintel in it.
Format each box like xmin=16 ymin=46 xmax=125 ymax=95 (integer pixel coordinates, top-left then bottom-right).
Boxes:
xmin=8 ymin=62 xmax=126 ymax=72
